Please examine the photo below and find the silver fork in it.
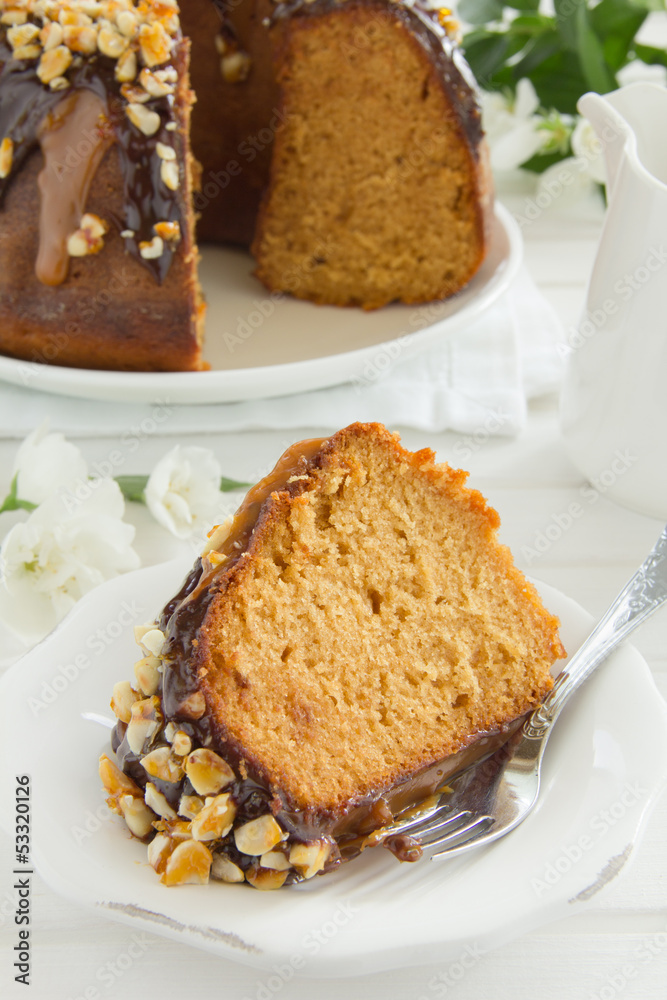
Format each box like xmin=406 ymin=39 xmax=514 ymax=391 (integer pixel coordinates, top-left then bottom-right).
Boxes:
xmin=379 ymin=524 xmax=667 ymax=862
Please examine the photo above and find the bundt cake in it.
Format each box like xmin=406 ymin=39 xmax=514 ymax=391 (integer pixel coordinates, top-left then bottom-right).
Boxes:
xmin=0 ymin=0 xmax=492 ymax=371
xmin=100 ymin=423 xmax=565 ymax=889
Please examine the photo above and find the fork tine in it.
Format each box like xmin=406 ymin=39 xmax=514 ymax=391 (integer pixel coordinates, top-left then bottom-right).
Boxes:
xmin=409 ymin=809 xmax=473 ymax=843
xmin=427 ymin=814 xmax=495 ymax=857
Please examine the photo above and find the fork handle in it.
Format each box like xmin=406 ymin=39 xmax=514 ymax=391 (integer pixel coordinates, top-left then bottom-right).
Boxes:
xmin=525 ymin=524 xmax=667 ymax=738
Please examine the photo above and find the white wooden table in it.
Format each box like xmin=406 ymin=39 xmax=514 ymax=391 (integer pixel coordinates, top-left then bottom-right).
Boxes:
xmin=0 ymin=179 xmax=666 ymax=999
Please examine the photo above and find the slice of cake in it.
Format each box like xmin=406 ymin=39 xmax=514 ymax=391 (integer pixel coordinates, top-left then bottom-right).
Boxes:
xmin=101 ymin=424 xmax=564 ymax=888
xmin=249 ymin=1 xmax=493 ymax=308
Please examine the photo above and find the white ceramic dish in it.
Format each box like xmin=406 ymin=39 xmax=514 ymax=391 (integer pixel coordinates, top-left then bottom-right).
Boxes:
xmin=1 ymin=558 xmax=665 ymax=977
xmin=0 ymin=204 xmax=522 ymax=404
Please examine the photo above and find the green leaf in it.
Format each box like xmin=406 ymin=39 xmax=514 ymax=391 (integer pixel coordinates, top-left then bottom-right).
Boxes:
xmin=511 ymin=31 xmax=561 ymax=77
xmin=504 ymin=0 xmax=540 ymax=10
xmin=627 ymin=0 xmax=667 ymax=11
xmin=590 ymin=0 xmax=647 ymax=69
xmin=115 ymin=474 xmax=148 ymax=504
xmin=553 ymin=0 xmax=579 ymax=51
xmin=219 ymin=476 xmax=252 ymax=492
xmin=0 ymin=473 xmax=37 ymax=514
xmin=528 ymin=50 xmax=591 ymax=114
xmin=633 ymin=43 xmax=667 ymax=68
xmin=508 ymin=13 xmax=556 ymax=32
xmin=461 ymin=32 xmax=512 ymax=88
xmin=457 ymin=0 xmax=504 ymax=25
xmin=519 ymin=149 xmax=572 ymax=173
xmin=575 ymin=4 xmax=617 ymax=92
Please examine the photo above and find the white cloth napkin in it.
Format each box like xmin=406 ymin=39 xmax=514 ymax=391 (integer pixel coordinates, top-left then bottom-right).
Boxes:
xmin=0 ymin=266 xmax=563 ymax=440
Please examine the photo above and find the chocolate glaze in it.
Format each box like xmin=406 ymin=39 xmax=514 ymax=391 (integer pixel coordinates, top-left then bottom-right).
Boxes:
xmin=112 ymin=434 xmax=526 ymax=879
xmin=0 ymin=33 xmax=184 ymax=283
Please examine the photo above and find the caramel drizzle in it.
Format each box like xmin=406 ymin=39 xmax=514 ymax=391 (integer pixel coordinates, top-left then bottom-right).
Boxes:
xmin=0 ymin=35 xmax=183 ymax=285
xmin=36 ymin=90 xmax=113 ymax=286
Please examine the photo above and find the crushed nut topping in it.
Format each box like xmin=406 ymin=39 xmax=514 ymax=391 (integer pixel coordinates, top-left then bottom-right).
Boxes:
xmin=0 ymin=136 xmax=13 ymax=179
xmin=125 ymin=100 xmax=161 ymax=136
xmin=125 ymin=695 xmax=162 ymax=754
xmin=66 ymin=212 xmax=108 ymax=256
xmin=289 ymin=838 xmax=332 ymax=879
xmin=245 ymin=864 xmax=288 ymax=891
xmin=140 ymin=746 xmax=184 ymax=783
xmin=191 ymin=793 xmax=237 ymax=842
xmin=134 ymin=654 xmax=160 ymax=696
xmin=184 ymin=748 xmax=235 ymax=796
xmin=110 ymin=679 xmax=139 ymax=724
xmin=159 ymin=157 xmax=178 ymax=190
xmin=162 ymin=839 xmax=212 ymax=886
xmin=220 ymin=50 xmax=250 ymax=84
xmin=211 ymin=853 xmax=244 ymax=883
xmin=234 ymin=815 xmax=284 ymax=857
xmin=36 ymin=43 xmax=72 ymax=82
xmin=144 ymin=781 xmax=177 ymax=820
xmin=138 ymin=233 xmax=163 ymax=258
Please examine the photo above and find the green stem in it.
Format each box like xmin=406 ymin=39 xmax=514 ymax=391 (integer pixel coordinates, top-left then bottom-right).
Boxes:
xmin=114 ymin=474 xmax=252 ymax=504
xmin=0 ymin=474 xmax=38 ymax=514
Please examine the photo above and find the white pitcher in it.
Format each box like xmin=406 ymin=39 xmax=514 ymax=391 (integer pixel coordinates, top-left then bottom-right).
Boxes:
xmin=560 ymin=82 xmax=667 ymax=521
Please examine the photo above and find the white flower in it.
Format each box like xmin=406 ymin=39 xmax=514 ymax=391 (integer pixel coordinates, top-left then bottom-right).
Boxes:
xmin=617 ymin=60 xmax=667 ymax=89
xmin=481 ymin=79 xmax=548 ymax=171
xmin=145 ymin=445 xmax=223 ymax=539
xmin=535 ymin=156 xmax=600 ymax=210
xmin=0 ymin=479 xmax=139 ymax=642
xmin=12 ymin=421 xmax=88 ymax=505
xmin=570 ymin=118 xmax=607 ymax=185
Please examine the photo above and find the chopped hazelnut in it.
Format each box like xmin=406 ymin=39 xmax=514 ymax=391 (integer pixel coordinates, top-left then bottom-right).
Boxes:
xmin=115 ymin=9 xmax=137 ymax=37
xmin=191 ymin=793 xmax=237 ymax=842
xmin=126 ymin=695 xmax=162 ymax=754
xmin=289 ymin=839 xmax=332 ymax=878
xmin=115 ymin=47 xmax=136 ymax=82
xmin=144 ymin=782 xmax=177 ymax=820
xmin=37 ymin=44 xmax=72 ymax=84
xmin=97 ymin=23 xmax=127 ymax=58
xmin=119 ymin=793 xmax=156 ymax=839
xmin=7 ymin=23 xmax=40 ymax=49
xmin=110 ymin=679 xmax=139 ymax=724
xmin=125 ymin=102 xmax=161 ymax=137
xmin=170 ymin=728 xmax=191 ymax=755
xmin=184 ymin=748 xmax=235 ymax=795
xmin=0 ymin=137 xmax=14 ymax=180
xmin=162 ymin=840 xmax=212 ymax=886
xmin=245 ymin=864 xmax=288 ymax=891
xmin=138 ymin=20 xmax=171 ymax=68
xmin=141 ymin=746 xmax=184 ymax=784
xmin=40 ymin=20 xmax=63 ymax=50
xmin=134 ymin=654 xmax=160 ymax=696
xmin=178 ymin=794 xmax=204 ymax=820
xmin=63 ymin=23 xmax=97 ymax=54
xmin=160 ymin=159 xmax=178 ymax=191
xmin=221 ymin=51 xmax=251 ymax=84
xmin=139 ymin=234 xmax=164 ymax=259
xmin=211 ymin=853 xmax=245 ymax=883
xmin=138 ymin=66 xmax=173 ymax=97
xmin=234 ymin=815 xmax=284 ymax=857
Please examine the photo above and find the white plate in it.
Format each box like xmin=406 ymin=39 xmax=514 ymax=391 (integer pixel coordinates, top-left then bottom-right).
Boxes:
xmin=0 ymin=204 xmax=522 ymax=404
xmin=1 ymin=559 xmax=665 ymax=977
